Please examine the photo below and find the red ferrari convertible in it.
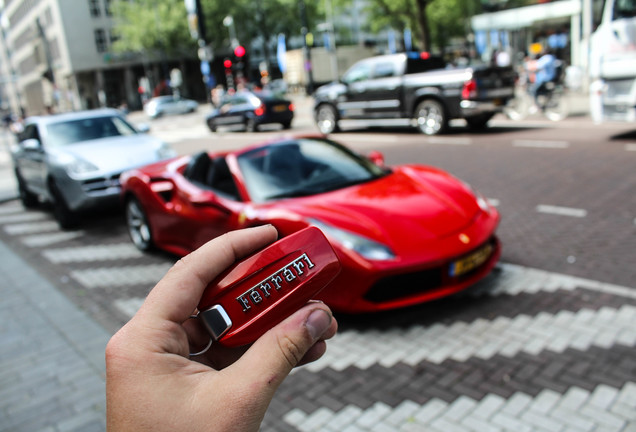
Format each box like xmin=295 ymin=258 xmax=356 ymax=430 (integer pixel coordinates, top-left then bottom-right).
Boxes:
xmin=120 ymin=136 xmax=500 ymax=313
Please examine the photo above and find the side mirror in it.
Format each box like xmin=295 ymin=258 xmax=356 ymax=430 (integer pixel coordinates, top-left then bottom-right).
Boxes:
xmin=367 ymin=150 xmax=385 ymax=167
xmin=136 ymin=123 xmax=150 ymax=133
xmin=20 ymin=138 xmax=42 ymax=151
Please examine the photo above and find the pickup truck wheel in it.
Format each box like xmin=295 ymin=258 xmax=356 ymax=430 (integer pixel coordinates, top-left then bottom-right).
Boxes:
xmin=414 ymin=99 xmax=447 ymax=135
xmin=465 ymin=113 xmax=494 ymax=130
xmin=316 ymin=104 xmax=340 ymax=134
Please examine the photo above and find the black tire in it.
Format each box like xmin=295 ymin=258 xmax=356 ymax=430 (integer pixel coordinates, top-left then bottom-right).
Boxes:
xmin=315 ymin=104 xmax=340 ymax=134
xmin=281 ymin=121 xmax=292 ymax=130
xmin=49 ymin=181 xmax=79 ymax=230
xmin=125 ymin=196 xmax=154 ymax=251
xmin=465 ymin=113 xmax=494 ymax=130
xmin=414 ymin=99 xmax=447 ymax=136
xmin=15 ymin=171 xmax=38 ymax=208
xmin=245 ymin=117 xmax=258 ymax=132
xmin=207 ymin=118 xmax=217 ymax=132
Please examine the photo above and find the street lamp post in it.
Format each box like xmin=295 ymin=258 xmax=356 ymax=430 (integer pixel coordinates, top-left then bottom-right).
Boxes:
xmin=299 ymin=0 xmax=314 ymax=94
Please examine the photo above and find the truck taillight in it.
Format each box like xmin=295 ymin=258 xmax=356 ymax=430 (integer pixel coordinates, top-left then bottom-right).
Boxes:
xmin=462 ymin=79 xmax=477 ymax=99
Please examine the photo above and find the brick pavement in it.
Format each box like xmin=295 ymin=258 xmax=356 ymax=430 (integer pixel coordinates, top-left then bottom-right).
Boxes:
xmin=0 ymin=239 xmax=109 ymax=431
xmin=1 ymin=104 xmax=635 ymax=431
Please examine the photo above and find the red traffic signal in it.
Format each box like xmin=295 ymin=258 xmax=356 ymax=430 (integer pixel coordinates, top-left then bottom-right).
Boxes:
xmin=234 ymin=45 xmax=246 ymax=58
xmin=223 ymin=58 xmax=233 ymax=69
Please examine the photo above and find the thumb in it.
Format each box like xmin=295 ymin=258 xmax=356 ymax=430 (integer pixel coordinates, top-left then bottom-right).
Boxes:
xmin=230 ymin=303 xmax=336 ymax=394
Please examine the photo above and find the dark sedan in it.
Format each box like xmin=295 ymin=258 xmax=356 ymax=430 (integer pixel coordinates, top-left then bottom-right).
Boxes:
xmin=205 ymin=91 xmax=294 ymax=132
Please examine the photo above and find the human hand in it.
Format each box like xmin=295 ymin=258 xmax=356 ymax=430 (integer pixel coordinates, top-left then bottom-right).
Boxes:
xmin=105 ymin=225 xmax=338 ymax=431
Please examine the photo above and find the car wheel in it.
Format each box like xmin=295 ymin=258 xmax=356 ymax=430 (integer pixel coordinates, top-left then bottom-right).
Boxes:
xmin=245 ymin=117 xmax=258 ymax=132
xmin=15 ymin=171 xmax=38 ymax=208
xmin=316 ymin=104 xmax=339 ymax=134
xmin=414 ymin=99 xmax=447 ymax=135
xmin=49 ymin=181 xmax=79 ymax=230
xmin=281 ymin=121 xmax=292 ymax=130
xmin=126 ymin=196 xmax=154 ymax=251
xmin=207 ymin=118 xmax=217 ymax=132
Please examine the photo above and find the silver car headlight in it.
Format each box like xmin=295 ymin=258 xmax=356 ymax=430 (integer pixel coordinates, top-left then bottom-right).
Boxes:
xmin=309 ymin=218 xmax=395 ymax=261
xmin=157 ymin=142 xmax=176 ymax=159
xmin=55 ymin=153 xmax=99 ymax=176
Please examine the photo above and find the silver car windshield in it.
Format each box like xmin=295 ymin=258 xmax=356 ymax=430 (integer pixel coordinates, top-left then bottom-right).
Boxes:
xmin=237 ymin=138 xmax=389 ymax=203
xmin=45 ymin=116 xmax=137 ymax=147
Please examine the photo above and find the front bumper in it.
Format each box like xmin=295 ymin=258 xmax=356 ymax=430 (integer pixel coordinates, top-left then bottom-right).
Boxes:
xmin=56 ymin=172 xmax=123 ymax=212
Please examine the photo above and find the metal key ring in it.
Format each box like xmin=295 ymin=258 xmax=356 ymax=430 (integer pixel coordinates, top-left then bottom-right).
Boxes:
xmin=188 ymin=312 xmax=213 ymax=357
xmin=189 ymin=337 xmax=213 ymax=357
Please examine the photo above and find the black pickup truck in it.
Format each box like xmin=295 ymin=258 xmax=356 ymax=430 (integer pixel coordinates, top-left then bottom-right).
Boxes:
xmin=313 ymin=52 xmax=516 ymax=135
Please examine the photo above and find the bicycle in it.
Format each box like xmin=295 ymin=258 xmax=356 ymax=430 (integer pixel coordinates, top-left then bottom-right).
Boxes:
xmin=504 ymin=61 xmax=569 ymax=122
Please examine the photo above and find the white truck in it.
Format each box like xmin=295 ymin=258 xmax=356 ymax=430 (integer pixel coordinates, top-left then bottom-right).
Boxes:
xmin=589 ymin=0 xmax=636 ymax=122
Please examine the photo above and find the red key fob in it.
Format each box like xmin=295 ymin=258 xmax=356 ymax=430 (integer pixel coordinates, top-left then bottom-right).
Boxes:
xmin=197 ymin=226 xmax=341 ymax=347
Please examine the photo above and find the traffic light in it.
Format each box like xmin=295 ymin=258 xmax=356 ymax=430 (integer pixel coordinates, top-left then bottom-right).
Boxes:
xmin=234 ymin=45 xmax=246 ymax=58
xmin=223 ymin=58 xmax=233 ymax=69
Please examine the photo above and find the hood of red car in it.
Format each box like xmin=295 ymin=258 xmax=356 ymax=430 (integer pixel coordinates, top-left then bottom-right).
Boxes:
xmin=286 ymin=166 xmax=482 ymax=244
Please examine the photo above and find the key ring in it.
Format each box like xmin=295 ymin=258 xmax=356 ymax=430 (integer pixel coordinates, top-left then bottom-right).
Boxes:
xmin=189 ymin=337 xmax=213 ymax=357
xmin=188 ymin=312 xmax=213 ymax=357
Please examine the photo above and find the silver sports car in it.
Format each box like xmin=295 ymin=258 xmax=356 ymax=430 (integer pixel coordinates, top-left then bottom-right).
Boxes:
xmin=11 ymin=108 xmax=176 ymax=228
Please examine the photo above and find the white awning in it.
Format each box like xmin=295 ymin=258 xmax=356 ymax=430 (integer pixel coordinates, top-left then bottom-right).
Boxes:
xmin=471 ymin=0 xmax=582 ymax=31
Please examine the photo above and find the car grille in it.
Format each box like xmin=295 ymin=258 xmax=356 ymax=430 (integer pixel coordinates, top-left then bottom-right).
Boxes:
xmin=82 ymin=173 xmax=121 ymax=193
xmin=364 ymin=238 xmax=497 ymax=304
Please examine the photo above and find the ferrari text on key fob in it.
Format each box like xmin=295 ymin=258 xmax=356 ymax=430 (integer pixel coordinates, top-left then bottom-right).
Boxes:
xmin=197 ymin=226 xmax=341 ymax=347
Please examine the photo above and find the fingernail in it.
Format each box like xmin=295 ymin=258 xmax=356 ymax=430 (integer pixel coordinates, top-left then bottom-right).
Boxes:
xmin=306 ymin=309 xmax=331 ymax=341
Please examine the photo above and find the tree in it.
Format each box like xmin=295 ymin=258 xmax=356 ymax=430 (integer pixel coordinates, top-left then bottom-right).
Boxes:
xmin=110 ymin=0 xmax=194 ymax=58
xmin=111 ymin=0 xmax=321 ymax=59
xmin=337 ymin=0 xmax=481 ymax=53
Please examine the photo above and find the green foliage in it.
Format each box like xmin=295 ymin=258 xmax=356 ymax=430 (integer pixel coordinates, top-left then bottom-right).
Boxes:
xmin=111 ymin=0 xmax=321 ymax=59
xmin=110 ymin=0 xmax=194 ymax=58
xmin=334 ymin=0 xmax=481 ymax=52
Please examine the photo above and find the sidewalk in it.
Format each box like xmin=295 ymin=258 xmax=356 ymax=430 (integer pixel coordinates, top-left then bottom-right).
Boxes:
xmin=0 ymin=239 xmax=109 ymax=431
xmin=0 ymin=131 xmax=17 ymax=203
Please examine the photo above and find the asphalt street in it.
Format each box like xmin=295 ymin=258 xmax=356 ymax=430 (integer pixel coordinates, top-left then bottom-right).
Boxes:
xmin=0 ymin=96 xmax=634 ymax=431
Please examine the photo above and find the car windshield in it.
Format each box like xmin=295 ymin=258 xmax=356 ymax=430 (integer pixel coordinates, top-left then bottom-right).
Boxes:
xmin=45 ymin=115 xmax=138 ymax=147
xmin=236 ymin=138 xmax=389 ymax=203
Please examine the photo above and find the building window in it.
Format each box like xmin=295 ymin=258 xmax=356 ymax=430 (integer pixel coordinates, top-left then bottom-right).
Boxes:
xmin=89 ymin=0 xmax=101 ymax=18
xmin=104 ymin=0 xmax=113 ymax=16
xmin=94 ymin=29 xmax=107 ymax=53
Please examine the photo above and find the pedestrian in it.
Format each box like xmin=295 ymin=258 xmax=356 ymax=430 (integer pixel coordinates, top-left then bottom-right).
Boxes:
xmin=105 ymin=225 xmax=338 ymax=432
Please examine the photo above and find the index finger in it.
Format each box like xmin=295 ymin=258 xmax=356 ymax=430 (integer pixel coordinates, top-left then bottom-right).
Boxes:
xmin=140 ymin=225 xmax=278 ymax=323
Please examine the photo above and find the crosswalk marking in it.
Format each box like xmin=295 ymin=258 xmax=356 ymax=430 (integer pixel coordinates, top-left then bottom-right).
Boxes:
xmin=304 ymin=304 xmax=635 ymax=372
xmin=42 ymin=243 xmax=143 ymax=263
xmin=22 ymin=231 xmax=84 ymax=247
xmin=284 ymin=383 xmax=636 ymax=432
xmin=70 ymin=263 xmax=173 ymax=288
xmin=4 ymin=221 xmax=61 ymax=235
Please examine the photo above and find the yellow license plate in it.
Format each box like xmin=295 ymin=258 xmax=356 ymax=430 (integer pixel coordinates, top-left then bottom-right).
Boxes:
xmin=273 ymin=104 xmax=287 ymax=112
xmin=449 ymin=243 xmax=493 ymax=277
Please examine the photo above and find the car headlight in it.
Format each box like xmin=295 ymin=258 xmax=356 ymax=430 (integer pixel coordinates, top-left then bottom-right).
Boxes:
xmin=309 ymin=218 xmax=395 ymax=261
xmin=54 ymin=153 xmax=99 ymax=176
xmin=157 ymin=143 xmax=176 ymax=159
xmin=460 ymin=180 xmax=491 ymax=214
